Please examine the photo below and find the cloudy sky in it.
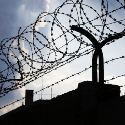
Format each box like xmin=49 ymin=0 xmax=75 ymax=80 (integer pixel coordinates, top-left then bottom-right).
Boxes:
xmin=0 ymin=0 xmax=125 ymax=116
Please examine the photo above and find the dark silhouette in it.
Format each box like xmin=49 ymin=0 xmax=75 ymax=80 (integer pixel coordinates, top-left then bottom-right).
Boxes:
xmin=1 ymin=0 xmax=125 ymax=124
xmin=71 ymin=25 xmax=125 ymax=84
xmin=0 ymin=81 xmax=123 ymax=125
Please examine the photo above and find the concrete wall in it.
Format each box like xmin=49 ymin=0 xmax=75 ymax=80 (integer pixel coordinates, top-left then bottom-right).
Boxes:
xmin=0 ymin=81 xmax=123 ymax=125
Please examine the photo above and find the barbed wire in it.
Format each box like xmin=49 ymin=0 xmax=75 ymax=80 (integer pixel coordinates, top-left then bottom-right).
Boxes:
xmin=1 ymin=54 xmax=125 ymax=110
xmin=0 ymin=0 xmax=125 ymax=110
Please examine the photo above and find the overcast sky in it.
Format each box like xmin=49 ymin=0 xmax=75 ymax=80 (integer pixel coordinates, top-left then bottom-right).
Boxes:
xmin=0 ymin=0 xmax=125 ymax=116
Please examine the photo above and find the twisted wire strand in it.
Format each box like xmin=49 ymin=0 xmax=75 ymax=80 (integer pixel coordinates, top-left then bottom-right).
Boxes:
xmin=1 ymin=54 xmax=125 ymax=110
xmin=0 ymin=0 xmax=125 ymax=98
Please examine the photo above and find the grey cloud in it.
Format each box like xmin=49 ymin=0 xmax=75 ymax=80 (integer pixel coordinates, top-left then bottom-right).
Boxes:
xmin=25 ymin=0 xmax=48 ymax=13
xmin=0 ymin=0 xmax=50 ymax=115
xmin=0 ymin=0 xmax=49 ymax=41
xmin=0 ymin=0 xmax=23 ymax=41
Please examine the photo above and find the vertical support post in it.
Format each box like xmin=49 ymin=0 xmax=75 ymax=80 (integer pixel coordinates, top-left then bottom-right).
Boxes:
xmin=99 ymin=49 xmax=104 ymax=84
xmin=51 ymin=87 xmax=52 ymax=99
xmin=92 ymin=48 xmax=104 ymax=84
xmin=41 ymin=76 xmax=43 ymax=100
